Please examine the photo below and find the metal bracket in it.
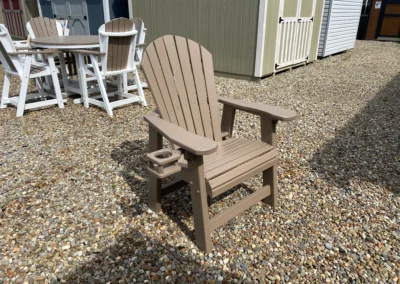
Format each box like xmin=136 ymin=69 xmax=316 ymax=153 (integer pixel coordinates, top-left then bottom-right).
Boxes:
xmin=279 ymin=17 xmax=284 ymax=24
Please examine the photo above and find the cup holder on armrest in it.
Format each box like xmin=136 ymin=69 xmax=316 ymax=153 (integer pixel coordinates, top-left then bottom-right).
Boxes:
xmin=147 ymin=149 xmax=182 ymax=178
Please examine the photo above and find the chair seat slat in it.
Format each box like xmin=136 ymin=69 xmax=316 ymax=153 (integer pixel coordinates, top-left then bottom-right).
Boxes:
xmin=205 ymin=140 xmax=274 ymax=180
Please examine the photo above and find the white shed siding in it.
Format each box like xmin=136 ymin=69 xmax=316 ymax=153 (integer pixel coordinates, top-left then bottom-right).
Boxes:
xmin=318 ymin=0 xmax=363 ymax=57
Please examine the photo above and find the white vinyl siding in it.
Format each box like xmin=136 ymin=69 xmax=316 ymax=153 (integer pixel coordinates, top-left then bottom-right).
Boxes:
xmin=318 ymin=0 xmax=363 ymax=57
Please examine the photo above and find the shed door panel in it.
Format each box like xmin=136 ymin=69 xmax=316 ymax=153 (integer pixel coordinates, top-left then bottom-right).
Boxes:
xmin=275 ymin=0 xmax=316 ymax=70
xmin=68 ymin=0 xmax=89 ymax=35
xmin=300 ymin=0 xmax=314 ymax=17
xmin=87 ymin=0 xmax=104 ymax=34
xmin=52 ymin=0 xmax=90 ymax=35
xmin=1 ymin=0 xmax=26 ymax=38
xmin=283 ymin=0 xmax=299 ymax=17
xmin=51 ymin=0 xmax=69 ymax=20
xmin=377 ymin=1 xmax=400 ymax=37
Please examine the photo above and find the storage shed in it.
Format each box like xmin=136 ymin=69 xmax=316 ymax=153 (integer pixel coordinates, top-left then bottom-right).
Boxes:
xmin=318 ymin=0 xmax=363 ymax=57
xmin=37 ymin=0 xmax=129 ymax=35
xmin=0 ymin=0 xmax=39 ymax=38
xmin=361 ymin=0 xmax=400 ymax=40
xmin=130 ymin=0 xmax=325 ymax=79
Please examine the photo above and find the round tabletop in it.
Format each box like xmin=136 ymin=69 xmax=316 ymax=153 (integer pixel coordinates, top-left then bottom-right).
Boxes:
xmin=31 ymin=35 xmax=100 ymax=49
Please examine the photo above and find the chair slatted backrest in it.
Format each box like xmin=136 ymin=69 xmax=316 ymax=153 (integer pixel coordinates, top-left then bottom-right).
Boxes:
xmin=141 ymin=35 xmax=222 ymax=141
xmin=99 ymin=18 xmax=137 ymax=73
xmin=131 ymin=17 xmax=146 ymax=63
xmin=0 ymin=24 xmax=23 ymax=76
xmin=27 ymin=17 xmax=59 ymax=39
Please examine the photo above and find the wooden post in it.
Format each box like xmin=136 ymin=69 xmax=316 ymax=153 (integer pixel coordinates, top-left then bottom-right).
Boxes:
xmin=187 ymin=153 xmax=211 ymax=252
xmin=148 ymin=126 xmax=163 ymax=213
xmin=261 ymin=116 xmax=278 ymax=208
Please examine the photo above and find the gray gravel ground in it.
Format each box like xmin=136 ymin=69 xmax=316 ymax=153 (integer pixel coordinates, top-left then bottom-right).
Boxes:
xmin=0 ymin=40 xmax=399 ymax=283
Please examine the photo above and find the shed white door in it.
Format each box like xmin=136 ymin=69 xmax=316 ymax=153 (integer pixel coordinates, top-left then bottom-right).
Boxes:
xmin=275 ymin=0 xmax=316 ymax=70
xmin=51 ymin=0 xmax=89 ymax=35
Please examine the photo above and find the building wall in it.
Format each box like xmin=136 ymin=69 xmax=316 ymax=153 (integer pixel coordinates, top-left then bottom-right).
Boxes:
xmin=261 ymin=0 xmax=279 ymax=76
xmin=318 ymin=0 xmax=363 ymax=57
xmin=131 ymin=0 xmax=260 ymax=77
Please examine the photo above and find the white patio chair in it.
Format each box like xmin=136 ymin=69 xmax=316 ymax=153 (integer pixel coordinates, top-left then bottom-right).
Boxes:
xmin=72 ymin=18 xmax=147 ymax=117
xmin=27 ymin=17 xmax=68 ymax=39
xmin=0 ymin=24 xmax=65 ymax=117
xmin=27 ymin=17 xmax=72 ymax=90
xmin=119 ymin=17 xmax=148 ymax=92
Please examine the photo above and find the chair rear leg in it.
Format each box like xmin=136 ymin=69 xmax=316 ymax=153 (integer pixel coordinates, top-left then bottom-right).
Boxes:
xmin=77 ymin=54 xmax=90 ymax=109
xmin=262 ymin=164 xmax=278 ymax=208
xmin=187 ymin=154 xmax=212 ymax=253
xmin=122 ymin=72 xmax=128 ymax=93
xmin=0 ymin=73 xmax=11 ymax=109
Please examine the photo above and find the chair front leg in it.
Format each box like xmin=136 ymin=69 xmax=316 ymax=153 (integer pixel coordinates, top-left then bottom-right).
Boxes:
xmin=186 ymin=153 xmax=212 ymax=253
xmin=90 ymin=55 xmax=113 ymax=117
xmin=261 ymin=116 xmax=278 ymax=208
xmin=148 ymin=126 xmax=163 ymax=213
xmin=0 ymin=73 xmax=11 ymax=109
xmin=47 ymin=55 xmax=64 ymax=109
xmin=16 ymin=55 xmax=32 ymax=117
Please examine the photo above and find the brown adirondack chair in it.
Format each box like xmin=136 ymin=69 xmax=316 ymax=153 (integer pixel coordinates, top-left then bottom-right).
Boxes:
xmin=142 ymin=35 xmax=297 ymax=252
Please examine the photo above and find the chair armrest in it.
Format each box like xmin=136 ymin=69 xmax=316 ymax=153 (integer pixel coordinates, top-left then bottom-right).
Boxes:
xmin=15 ymin=46 xmax=32 ymax=50
xmin=13 ymin=40 xmax=28 ymax=44
xmin=8 ymin=49 xmax=61 ymax=55
xmin=144 ymin=114 xmax=218 ymax=156
xmin=218 ymin=96 xmax=297 ymax=121
xmin=70 ymin=49 xmax=106 ymax=56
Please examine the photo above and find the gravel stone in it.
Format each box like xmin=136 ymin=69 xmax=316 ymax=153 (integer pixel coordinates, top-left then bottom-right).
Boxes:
xmin=0 ymin=40 xmax=399 ymax=283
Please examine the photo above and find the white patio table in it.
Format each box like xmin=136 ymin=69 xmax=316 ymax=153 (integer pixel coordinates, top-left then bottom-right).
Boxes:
xmin=31 ymin=35 xmax=101 ymax=104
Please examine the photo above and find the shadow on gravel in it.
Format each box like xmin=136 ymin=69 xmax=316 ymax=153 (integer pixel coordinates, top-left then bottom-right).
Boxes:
xmin=111 ymin=139 xmax=149 ymax=216
xmin=111 ymin=139 xmax=262 ymax=243
xmin=62 ymin=228 xmax=246 ymax=283
xmin=310 ymin=73 xmax=400 ymax=194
